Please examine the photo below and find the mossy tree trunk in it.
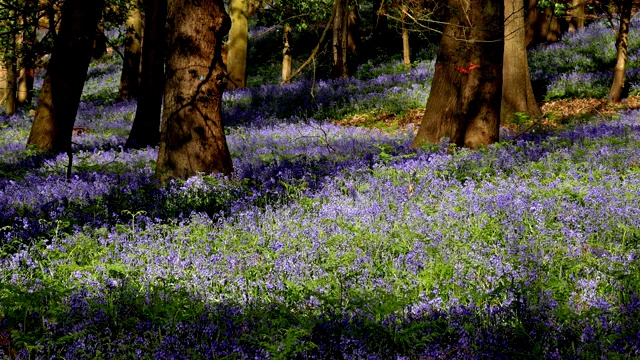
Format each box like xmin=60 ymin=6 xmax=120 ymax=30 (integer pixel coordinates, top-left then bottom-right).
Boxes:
xmin=412 ymin=0 xmax=503 ymax=149
xmin=156 ymin=0 xmax=233 ymax=181
xmin=125 ymin=0 xmax=167 ymax=149
xmin=26 ymin=0 xmax=104 ymax=153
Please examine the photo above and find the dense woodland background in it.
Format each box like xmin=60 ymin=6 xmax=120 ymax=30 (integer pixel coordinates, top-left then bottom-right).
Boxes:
xmin=1 ymin=0 xmax=640 ymax=358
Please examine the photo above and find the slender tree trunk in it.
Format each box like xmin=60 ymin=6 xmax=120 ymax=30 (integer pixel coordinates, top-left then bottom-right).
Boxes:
xmin=26 ymin=0 xmax=104 ymax=153
xmin=347 ymin=5 xmax=360 ymax=73
xmin=332 ymin=0 xmax=349 ymax=78
xmin=609 ymin=0 xmax=632 ymax=103
xmin=281 ymin=23 xmax=293 ymax=84
xmin=0 ymin=62 xmax=5 ymax=108
xmin=125 ymin=0 xmax=167 ymax=149
xmin=412 ymin=0 xmax=503 ymax=149
xmin=157 ymin=0 xmax=233 ymax=181
xmin=119 ymin=0 xmax=143 ymax=100
xmin=17 ymin=12 xmax=37 ymax=107
xmin=525 ymin=0 xmax=564 ymax=48
xmin=4 ymin=61 xmax=17 ymax=115
xmin=502 ymin=0 xmax=541 ymax=122
xmin=401 ymin=4 xmax=410 ymax=67
xmin=227 ymin=0 xmax=249 ymax=89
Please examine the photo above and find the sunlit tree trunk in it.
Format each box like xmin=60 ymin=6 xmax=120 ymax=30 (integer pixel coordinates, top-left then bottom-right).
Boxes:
xmin=568 ymin=0 xmax=585 ymax=31
xmin=156 ymin=0 xmax=233 ymax=181
xmin=526 ymin=0 xmax=564 ymax=48
xmin=609 ymin=0 xmax=632 ymax=103
xmin=332 ymin=0 xmax=349 ymax=78
xmin=125 ymin=0 xmax=167 ymax=149
xmin=502 ymin=0 xmax=541 ymax=122
xmin=401 ymin=4 xmax=410 ymax=67
xmin=27 ymin=0 xmax=105 ymax=153
xmin=227 ymin=0 xmax=249 ymax=89
xmin=119 ymin=0 xmax=143 ymax=100
xmin=281 ymin=23 xmax=293 ymax=84
xmin=412 ymin=0 xmax=503 ymax=149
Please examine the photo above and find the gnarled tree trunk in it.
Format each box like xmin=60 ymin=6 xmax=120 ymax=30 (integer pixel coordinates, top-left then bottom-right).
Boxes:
xmin=27 ymin=0 xmax=104 ymax=153
xmin=412 ymin=0 xmax=503 ymax=149
xmin=156 ymin=0 xmax=233 ymax=181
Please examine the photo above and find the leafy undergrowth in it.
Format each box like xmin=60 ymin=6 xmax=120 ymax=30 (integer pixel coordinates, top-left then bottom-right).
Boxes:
xmin=1 ymin=17 xmax=640 ymax=359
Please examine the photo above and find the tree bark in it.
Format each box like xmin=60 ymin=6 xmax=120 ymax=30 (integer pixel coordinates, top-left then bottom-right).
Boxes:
xmin=281 ymin=23 xmax=293 ymax=84
xmin=609 ymin=0 xmax=632 ymax=103
xmin=226 ymin=0 xmax=249 ymax=89
xmin=156 ymin=0 xmax=233 ymax=181
xmin=568 ymin=0 xmax=585 ymax=31
xmin=125 ymin=0 xmax=167 ymax=149
xmin=412 ymin=0 xmax=503 ymax=149
xmin=3 ymin=60 xmax=17 ymax=115
xmin=118 ymin=0 xmax=143 ymax=101
xmin=17 ymin=12 xmax=37 ymax=107
xmin=502 ymin=0 xmax=541 ymax=122
xmin=401 ymin=4 xmax=410 ymax=67
xmin=26 ymin=0 xmax=104 ymax=153
xmin=332 ymin=0 xmax=349 ymax=78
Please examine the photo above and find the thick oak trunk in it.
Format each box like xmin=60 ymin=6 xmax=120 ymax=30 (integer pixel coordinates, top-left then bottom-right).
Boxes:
xmin=125 ymin=0 xmax=167 ymax=149
xmin=412 ymin=0 xmax=503 ymax=149
xmin=156 ymin=0 xmax=233 ymax=181
xmin=27 ymin=0 xmax=104 ymax=153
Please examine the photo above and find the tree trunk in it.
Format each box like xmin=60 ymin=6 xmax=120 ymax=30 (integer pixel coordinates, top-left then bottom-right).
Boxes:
xmin=401 ymin=4 xmax=410 ymax=67
xmin=4 ymin=61 xmax=17 ymax=115
xmin=281 ymin=23 xmax=293 ymax=84
xmin=525 ymin=0 xmax=565 ymax=48
xmin=125 ymin=0 xmax=167 ymax=149
xmin=92 ymin=22 xmax=107 ymax=59
xmin=0 ymin=62 xmax=5 ymax=108
xmin=412 ymin=0 xmax=503 ymax=149
xmin=156 ymin=0 xmax=233 ymax=181
xmin=609 ymin=0 xmax=632 ymax=103
xmin=17 ymin=12 xmax=37 ymax=107
xmin=118 ymin=0 xmax=143 ymax=100
xmin=332 ymin=0 xmax=349 ymax=78
xmin=226 ymin=0 xmax=249 ymax=89
xmin=26 ymin=0 xmax=104 ymax=153
xmin=502 ymin=0 xmax=541 ymax=122
xmin=568 ymin=0 xmax=585 ymax=31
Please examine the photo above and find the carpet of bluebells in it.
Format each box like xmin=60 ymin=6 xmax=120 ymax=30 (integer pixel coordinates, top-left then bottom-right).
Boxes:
xmin=1 ymin=18 xmax=640 ymax=359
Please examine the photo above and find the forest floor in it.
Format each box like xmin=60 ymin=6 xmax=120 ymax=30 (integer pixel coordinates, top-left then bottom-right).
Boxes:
xmin=333 ymin=95 xmax=640 ymax=136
